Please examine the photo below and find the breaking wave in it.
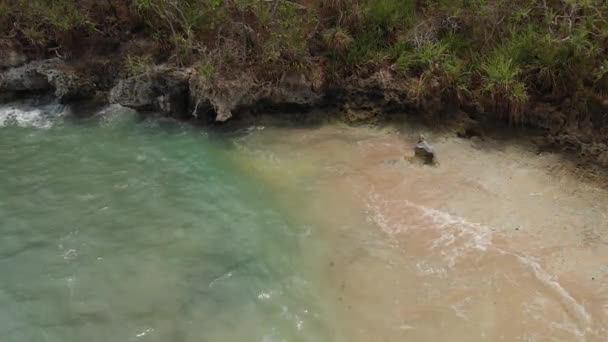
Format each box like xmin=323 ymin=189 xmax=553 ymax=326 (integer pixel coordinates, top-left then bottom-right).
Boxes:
xmin=0 ymin=102 xmax=69 ymax=129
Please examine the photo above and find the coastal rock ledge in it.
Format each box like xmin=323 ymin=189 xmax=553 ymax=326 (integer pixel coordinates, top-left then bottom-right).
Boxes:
xmin=109 ymin=68 xmax=191 ymax=117
xmin=0 ymin=59 xmax=95 ymax=101
xmin=1 ymin=56 xmax=608 ymax=169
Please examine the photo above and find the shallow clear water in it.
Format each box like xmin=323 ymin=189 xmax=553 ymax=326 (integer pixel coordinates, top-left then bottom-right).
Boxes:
xmin=1 ymin=102 xmax=608 ymax=341
xmin=0 ymin=104 xmax=334 ymax=342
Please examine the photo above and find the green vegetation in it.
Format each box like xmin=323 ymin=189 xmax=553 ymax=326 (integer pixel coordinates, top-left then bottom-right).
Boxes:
xmin=2 ymin=0 xmax=608 ymax=119
xmin=480 ymin=53 xmax=528 ymax=123
xmin=124 ymin=55 xmax=155 ymax=78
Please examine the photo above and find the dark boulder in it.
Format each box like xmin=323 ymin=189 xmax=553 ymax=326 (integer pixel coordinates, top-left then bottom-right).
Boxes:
xmin=414 ymin=135 xmax=436 ymax=165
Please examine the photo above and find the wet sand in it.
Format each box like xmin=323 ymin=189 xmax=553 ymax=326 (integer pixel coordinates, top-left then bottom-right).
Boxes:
xmin=236 ymin=123 xmax=608 ymax=341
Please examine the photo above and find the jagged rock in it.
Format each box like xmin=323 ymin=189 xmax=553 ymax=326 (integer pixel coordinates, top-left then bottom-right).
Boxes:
xmin=190 ymin=71 xmax=321 ymax=122
xmin=110 ymin=67 xmax=190 ymax=117
xmin=42 ymin=65 xmax=96 ymax=101
xmin=271 ymin=72 xmax=322 ymax=106
xmin=339 ymin=69 xmax=448 ymax=116
xmin=0 ymin=61 xmax=51 ymax=92
xmin=343 ymin=103 xmax=379 ymax=123
xmin=0 ymin=59 xmax=95 ymax=101
xmin=456 ymin=116 xmax=483 ymax=139
xmin=521 ymin=103 xmax=565 ymax=133
xmin=552 ymin=134 xmax=582 ymax=152
xmin=191 ymin=73 xmax=256 ymax=122
xmin=344 ymin=70 xmax=410 ymax=105
xmin=414 ymin=135 xmax=436 ymax=165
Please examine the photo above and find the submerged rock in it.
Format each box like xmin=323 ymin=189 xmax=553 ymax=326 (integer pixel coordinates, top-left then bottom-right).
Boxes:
xmin=414 ymin=135 xmax=436 ymax=165
xmin=110 ymin=67 xmax=190 ymax=117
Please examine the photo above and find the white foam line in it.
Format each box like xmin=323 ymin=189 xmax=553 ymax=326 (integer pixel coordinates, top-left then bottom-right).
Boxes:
xmin=503 ymin=250 xmax=592 ymax=330
xmin=404 ymin=198 xmax=492 ymax=252
xmin=0 ymin=104 xmax=68 ymax=129
xmin=208 ymin=271 xmax=233 ymax=289
xmin=365 ymin=189 xmax=592 ymax=336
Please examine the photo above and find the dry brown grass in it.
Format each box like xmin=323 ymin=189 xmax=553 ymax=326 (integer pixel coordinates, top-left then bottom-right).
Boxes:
xmin=322 ymin=27 xmax=354 ymax=52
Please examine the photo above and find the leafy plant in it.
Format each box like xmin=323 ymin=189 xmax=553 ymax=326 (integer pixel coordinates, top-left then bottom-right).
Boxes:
xmin=195 ymin=57 xmax=216 ymax=81
xmin=440 ymin=57 xmax=472 ymax=102
xmin=395 ymin=40 xmax=449 ymax=74
xmin=480 ymin=53 xmax=528 ymax=123
xmin=364 ymin=0 xmax=415 ymax=33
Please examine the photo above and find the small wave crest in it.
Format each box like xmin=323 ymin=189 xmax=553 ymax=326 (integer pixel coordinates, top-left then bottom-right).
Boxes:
xmin=92 ymin=104 xmax=139 ymax=127
xmin=0 ymin=102 xmax=69 ymax=129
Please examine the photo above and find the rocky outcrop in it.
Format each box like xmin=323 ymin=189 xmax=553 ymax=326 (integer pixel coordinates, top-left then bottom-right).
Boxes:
xmin=525 ymin=102 xmax=567 ymax=134
xmin=190 ymin=71 xmax=322 ymax=122
xmin=190 ymin=73 xmax=257 ymax=122
xmin=110 ymin=67 xmax=191 ymax=117
xmin=0 ymin=60 xmax=52 ymax=93
xmin=339 ymin=70 xmax=411 ymax=108
xmin=456 ymin=116 xmax=484 ymax=139
xmin=271 ymin=72 xmax=323 ymax=105
xmin=0 ymin=59 xmax=95 ymax=101
xmin=340 ymin=70 xmax=443 ymax=111
xmin=343 ymin=103 xmax=380 ymax=123
xmin=501 ymin=101 xmax=608 ymax=167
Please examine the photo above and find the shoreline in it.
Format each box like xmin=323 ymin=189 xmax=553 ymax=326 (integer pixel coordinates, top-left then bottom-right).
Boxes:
xmin=2 ymin=1 xmax=608 ymax=170
xmin=2 ymin=77 xmax=608 ymax=187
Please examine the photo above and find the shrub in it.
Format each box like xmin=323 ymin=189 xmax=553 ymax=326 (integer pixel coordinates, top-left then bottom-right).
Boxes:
xmin=364 ymin=0 xmax=416 ymax=33
xmin=195 ymin=58 xmax=215 ymax=81
xmin=124 ymin=55 xmax=154 ymax=78
xmin=440 ymin=56 xmax=472 ymax=103
xmin=480 ymin=53 xmax=528 ymax=123
xmin=343 ymin=29 xmax=387 ymax=68
xmin=322 ymin=27 xmax=354 ymax=52
xmin=395 ymin=40 xmax=449 ymax=74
